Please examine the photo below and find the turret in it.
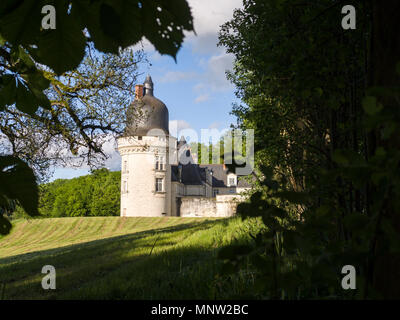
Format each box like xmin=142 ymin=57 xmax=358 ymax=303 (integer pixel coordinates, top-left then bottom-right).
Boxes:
xmin=117 ymin=76 xmax=171 ymax=217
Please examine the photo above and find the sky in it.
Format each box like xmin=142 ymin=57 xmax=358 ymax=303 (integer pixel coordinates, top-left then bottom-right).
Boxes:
xmin=51 ymin=0 xmax=243 ymax=181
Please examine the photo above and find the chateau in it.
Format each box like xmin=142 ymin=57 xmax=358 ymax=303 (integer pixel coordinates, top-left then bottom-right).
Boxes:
xmin=117 ymin=75 xmax=250 ymax=217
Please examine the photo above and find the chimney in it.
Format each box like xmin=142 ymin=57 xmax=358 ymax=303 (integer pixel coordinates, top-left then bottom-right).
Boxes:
xmin=178 ymin=164 xmax=182 ymax=183
xmin=135 ymin=85 xmax=144 ymax=99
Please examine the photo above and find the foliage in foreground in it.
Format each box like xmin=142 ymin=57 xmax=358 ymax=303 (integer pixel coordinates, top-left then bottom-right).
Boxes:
xmin=218 ymin=0 xmax=400 ymax=299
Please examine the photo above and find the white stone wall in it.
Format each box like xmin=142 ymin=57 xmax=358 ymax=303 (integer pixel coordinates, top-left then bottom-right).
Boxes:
xmin=179 ymin=194 xmax=246 ymax=217
xmin=118 ymin=135 xmax=171 ymax=217
xmin=215 ymin=194 xmax=244 ymax=217
xmin=180 ymin=197 xmax=216 ymax=217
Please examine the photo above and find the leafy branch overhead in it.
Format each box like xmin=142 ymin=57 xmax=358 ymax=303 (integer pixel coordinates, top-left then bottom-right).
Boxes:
xmin=0 ymin=0 xmax=194 ymax=231
xmin=0 ymin=0 xmax=194 ymax=114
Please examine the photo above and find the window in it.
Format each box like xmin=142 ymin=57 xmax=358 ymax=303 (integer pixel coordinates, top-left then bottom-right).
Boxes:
xmin=228 ymin=177 xmax=236 ymax=186
xmin=138 ymin=136 xmax=142 ymax=140
xmin=156 ymin=178 xmax=163 ymax=192
xmin=160 ymin=156 xmax=165 ymax=170
xmin=123 ymin=181 xmax=128 ymax=193
xmin=213 ymin=189 xmax=219 ymax=197
xmin=123 ymin=160 xmax=128 ymax=173
xmin=155 ymin=156 xmax=165 ymax=170
xmin=229 ymin=189 xmax=235 ymax=194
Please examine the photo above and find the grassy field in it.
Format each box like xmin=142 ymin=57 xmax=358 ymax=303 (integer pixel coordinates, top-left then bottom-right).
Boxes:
xmin=0 ymin=216 xmax=258 ymax=299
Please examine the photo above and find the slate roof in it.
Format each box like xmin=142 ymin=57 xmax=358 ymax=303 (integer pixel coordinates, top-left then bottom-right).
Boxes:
xmin=125 ymin=75 xmax=169 ymax=136
xmin=171 ymin=163 xmax=251 ymax=188
xmin=171 ymin=163 xmax=203 ymax=185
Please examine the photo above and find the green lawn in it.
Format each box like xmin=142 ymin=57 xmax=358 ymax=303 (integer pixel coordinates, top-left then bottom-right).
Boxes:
xmin=0 ymin=216 xmax=257 ymax=299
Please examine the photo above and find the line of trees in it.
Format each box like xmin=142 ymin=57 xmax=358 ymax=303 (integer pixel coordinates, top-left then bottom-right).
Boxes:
xmin=12 ymin=169 xmax=120 ymax=219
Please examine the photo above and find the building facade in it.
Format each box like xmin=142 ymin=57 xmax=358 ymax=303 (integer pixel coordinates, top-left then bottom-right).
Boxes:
xmin=117 ymin=76 xmax=250 ymax=217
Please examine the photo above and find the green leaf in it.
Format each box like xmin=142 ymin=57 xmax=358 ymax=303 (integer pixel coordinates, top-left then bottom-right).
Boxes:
xmin=142 ymin=0 xmax=194 ymax=59
xmin=35 ymin=4 xmax=86 ymax=75
xmin=71 ymin=0 xmax=194 ymax=59
xmin=15 ymin=79 xmax=50 ymax=115
xmin=16 ymin=82 xmax=37 ymax=115
xmin=0 ymin=156 xmax=39 ymax=217
xmin=362 ymin=96 xmax=382 ymax=115
xmin=0 ymin=0 xmax=43 ymax=45
xmin=0 ymin=74 xmax=17 ymax=110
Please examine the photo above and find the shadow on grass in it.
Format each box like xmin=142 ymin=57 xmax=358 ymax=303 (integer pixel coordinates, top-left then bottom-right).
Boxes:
xmin=0 ymin=217 xmax=254 ymax=300
xmin=0 ymin=218 xmax=227 ymax=265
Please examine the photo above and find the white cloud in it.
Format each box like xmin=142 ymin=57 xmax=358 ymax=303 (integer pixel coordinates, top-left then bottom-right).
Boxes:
xmin=194 ymin=94 xmax=210 ymax=103
xmin=204 ymin=52 xmax=234 ymax=91
xmin=102 ymin=138 xmax=121 ymax=171
xmin=130 ymin=0 xmax=242 ymax=56
xmin=192 ymin=52 xmax=234 ymax=100
xmin=185 ymin=0 xmax=243 ymax=54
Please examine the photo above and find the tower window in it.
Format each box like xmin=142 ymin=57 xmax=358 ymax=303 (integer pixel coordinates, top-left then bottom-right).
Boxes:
xmin=155 ymin=156 xmax=160 ymax=170
xmin=156 ymin=178 xmax=164 ymax=192
xmin=160 ymin=156 xmax=165 ymax=170
xmin=155 ymin=156 xmax=165 ymax=170
xmin=123 ymin=160 xmax=128 ymax=173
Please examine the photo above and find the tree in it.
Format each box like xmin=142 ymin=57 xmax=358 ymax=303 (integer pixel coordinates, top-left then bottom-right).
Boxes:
xmin=15 ymin=169 xmax=122 ymax=218
xmin=1 ymin=45 xmax=145 ymax=181
xmin=218 ymin=0 xmax=400 ymax=299
xmin=0 ymin=0 xmax=194 ymax=234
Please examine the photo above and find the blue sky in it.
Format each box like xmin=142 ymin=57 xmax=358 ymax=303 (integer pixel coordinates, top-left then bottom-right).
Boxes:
xmin=51 ymin=0 xmax=243 ymax=181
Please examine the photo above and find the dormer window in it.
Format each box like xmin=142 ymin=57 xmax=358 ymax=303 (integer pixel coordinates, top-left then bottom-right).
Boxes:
xmin=227 ymin=174 xmax=237 ymax=187
xmin=155 ymin=156 xmax=165 ymax=170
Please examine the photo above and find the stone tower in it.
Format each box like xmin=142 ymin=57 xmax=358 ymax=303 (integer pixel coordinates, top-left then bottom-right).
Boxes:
xmin=117 ymin=75 xmax=172 ymax=217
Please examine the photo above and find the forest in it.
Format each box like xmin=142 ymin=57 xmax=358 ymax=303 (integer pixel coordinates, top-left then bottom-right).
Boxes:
xmin=12 ymin=169 xmax=120 ymax=218
xmin=216 ymin=0 xmax=400 ymax=299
